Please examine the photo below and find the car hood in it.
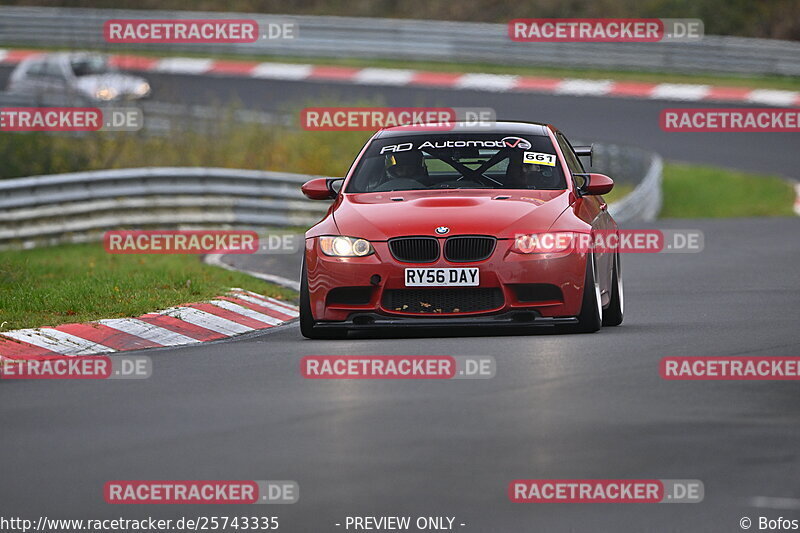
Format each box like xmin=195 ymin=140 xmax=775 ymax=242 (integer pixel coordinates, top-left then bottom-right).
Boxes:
xmin=332 ymin=189 xmax=571 ymax=240
xmin=74 ymin=74 xmax=148 ymax=98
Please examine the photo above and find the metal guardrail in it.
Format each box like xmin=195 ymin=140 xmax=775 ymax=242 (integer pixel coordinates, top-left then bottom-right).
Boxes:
xmin=607 ymin=153 xmax=663 ymax=223
xmin=584 ymin=142 xmax=663 ymax=223
xmin=0 ymin=168 xmax=329 ymax=248
xmin=0 ymin=6 xmax=799 ymax=76
xmin=0 ymin=143 xmax=662 ymax=250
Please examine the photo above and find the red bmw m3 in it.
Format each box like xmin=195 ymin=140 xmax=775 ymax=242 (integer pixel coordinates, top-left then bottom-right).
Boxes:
xmin=299 ymin=121 xmax=623 ymax=338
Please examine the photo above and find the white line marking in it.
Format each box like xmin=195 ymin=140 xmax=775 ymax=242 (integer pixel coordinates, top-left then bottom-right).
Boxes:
xmin=208 ymin=299 xmax=282 ymax=326
xmin=205 ymin=254 xmax=300 ymax=291
xmin=227 ymin=293 xmax=299 ymax=317
xmin=651 ymin=83 xmax=710 ymax=101
xmin=794 ymin=182 xmax=800 ymax=216
xmin=746 ymin=89 xmax=799 ymax=106
xmin=160 ymin=307 xmax=254 ymax=336
xmin=97 ymin=318 xmax=199 ymax=347
xmin=251 ymin=62 xmax=313 ymax=80
xmin=354 ymin=68 xmax=415 ymax=86
xmin=749 ymin=496 xmax=800 ymax=510
xmin=455 ymin=73 xmax=519 ymax=92
xmin=1 ymin=328 xmax=116 ymax=356
xmin=154 ymin=58 xmax=213 ymax=74
xmin=555 ymin=79 xmax=614 ymax=96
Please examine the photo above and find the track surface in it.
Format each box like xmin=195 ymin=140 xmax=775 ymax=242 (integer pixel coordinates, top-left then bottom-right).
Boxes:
xmin=3 ymin=218 xmax=799 ymax=531
xmin=2 ymin=67 xmax=800 ymax=532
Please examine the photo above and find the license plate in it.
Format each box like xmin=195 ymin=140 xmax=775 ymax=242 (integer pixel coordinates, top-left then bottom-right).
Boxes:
xmin=404 ymin=268 xmax=479 ymax=287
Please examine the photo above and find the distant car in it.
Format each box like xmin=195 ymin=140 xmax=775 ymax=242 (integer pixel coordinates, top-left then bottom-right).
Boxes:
xmin=299 ymin=121 xmax=623 ymax=339
xmin=7 ymin=52 xmax=151 ymax=102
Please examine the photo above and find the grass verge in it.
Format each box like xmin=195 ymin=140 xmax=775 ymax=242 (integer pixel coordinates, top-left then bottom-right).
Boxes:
xmin=0 ymin=122 xmax=372 ymax=179
xmin=0 ymin=243 xmax=296 ymax=331
xmin=661 ymin=163 xmax=795 ymax=217
xmin=604 ymin=183 xmax=634 ymax=204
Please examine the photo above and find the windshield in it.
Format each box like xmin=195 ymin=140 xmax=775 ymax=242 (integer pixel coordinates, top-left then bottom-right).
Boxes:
xmin=345 ymin=134 xmax=566 ymax=193
xmin=70 ymin=56 xmax=112 ymax=77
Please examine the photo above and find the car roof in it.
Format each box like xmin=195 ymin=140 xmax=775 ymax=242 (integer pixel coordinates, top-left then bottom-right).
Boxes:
xmin=375 ymin=121 xmax=552 ymax=138
xmin=24 ymin=51 xmax=105 ymax=63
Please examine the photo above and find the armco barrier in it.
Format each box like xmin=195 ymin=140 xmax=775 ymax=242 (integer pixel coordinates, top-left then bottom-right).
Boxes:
xmin=0 ymin=6 xmax=798 ymax=76
xmin=607 ymin=152 xmax=663 ymax=223
xmin=0 ymin=144 xmax=662 ymax=250
xmin=0 ymin=168 xmax=328 ymax=248
xmin=587 ymin=142 xmax=663 ymax=223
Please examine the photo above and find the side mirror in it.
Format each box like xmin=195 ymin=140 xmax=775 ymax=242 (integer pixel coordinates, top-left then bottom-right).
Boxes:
xmin=301 ymin=178 xmax=342 ymax=200
xmin=329 ymin=178 xmax=343 ymax=195
xmin=574 ymin=173 xmax=614 ymax=196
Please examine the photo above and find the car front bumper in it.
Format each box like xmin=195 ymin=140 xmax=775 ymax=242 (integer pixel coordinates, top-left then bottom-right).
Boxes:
xmin=305 ymin=237 xmax=589 ymax=323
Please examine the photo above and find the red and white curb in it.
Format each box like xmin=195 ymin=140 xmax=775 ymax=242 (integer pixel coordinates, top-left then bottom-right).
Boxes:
xmin=0 ymin=288 xmax=298 ymax=362
xmin=1 ymin=48 xmax=799 ymax=106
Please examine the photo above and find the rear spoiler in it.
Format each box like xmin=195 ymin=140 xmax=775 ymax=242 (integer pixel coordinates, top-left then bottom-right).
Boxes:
xmin=574 ymin=145 xmax=593 ymax=166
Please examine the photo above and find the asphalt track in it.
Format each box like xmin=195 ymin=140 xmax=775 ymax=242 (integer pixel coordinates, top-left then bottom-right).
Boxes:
xmin=1 ymin=67 xmax=800 ymax=532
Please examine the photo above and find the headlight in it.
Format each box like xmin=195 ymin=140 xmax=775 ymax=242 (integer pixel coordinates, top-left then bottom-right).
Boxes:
xmin=319 ymin=236 xmax=374 ymax=257
xmin=133 ymin=82 xmax=150 ymax=96
xmin=95 ymin=86 xmax=118 ymax=101
xmin=513 ymin=232 xmax=577 ymax=254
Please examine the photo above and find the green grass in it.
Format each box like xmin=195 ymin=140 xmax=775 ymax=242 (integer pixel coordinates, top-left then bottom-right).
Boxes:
xmin=0 ymin=243 xmax=296 ymax=331
xmin=661 ymin=163 xmax=795 ymax=217
xmin=604 ymin=183 xmax=634 ymax=204
xmin=10 ymin=45 xmax=800 ymax=92
xmin=0 ymin=124 xmax=372 ymax=180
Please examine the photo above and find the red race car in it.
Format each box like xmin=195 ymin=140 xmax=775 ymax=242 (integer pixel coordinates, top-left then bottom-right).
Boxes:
xmin=299 ymin=121 xmax=623 ymax=339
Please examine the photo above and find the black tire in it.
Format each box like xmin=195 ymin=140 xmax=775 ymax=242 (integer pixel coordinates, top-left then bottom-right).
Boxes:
xmin=575 ymin=253 xmax=603 ymax=333
xmin=298 ymin=257 xmax=315 ymax=338
xmin=602 ymin=253 xmax=624 ymax=327
xmin=299 ymin=258 xmax=347 ymax=340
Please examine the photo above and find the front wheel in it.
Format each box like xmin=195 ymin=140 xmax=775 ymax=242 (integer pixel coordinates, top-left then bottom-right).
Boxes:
xmin=575 ymin=254 xmax=603 ymax=333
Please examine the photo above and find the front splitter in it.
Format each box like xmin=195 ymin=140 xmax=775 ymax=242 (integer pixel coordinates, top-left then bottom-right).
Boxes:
xmin=314 ymin=311 xmax=578 ymax=330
